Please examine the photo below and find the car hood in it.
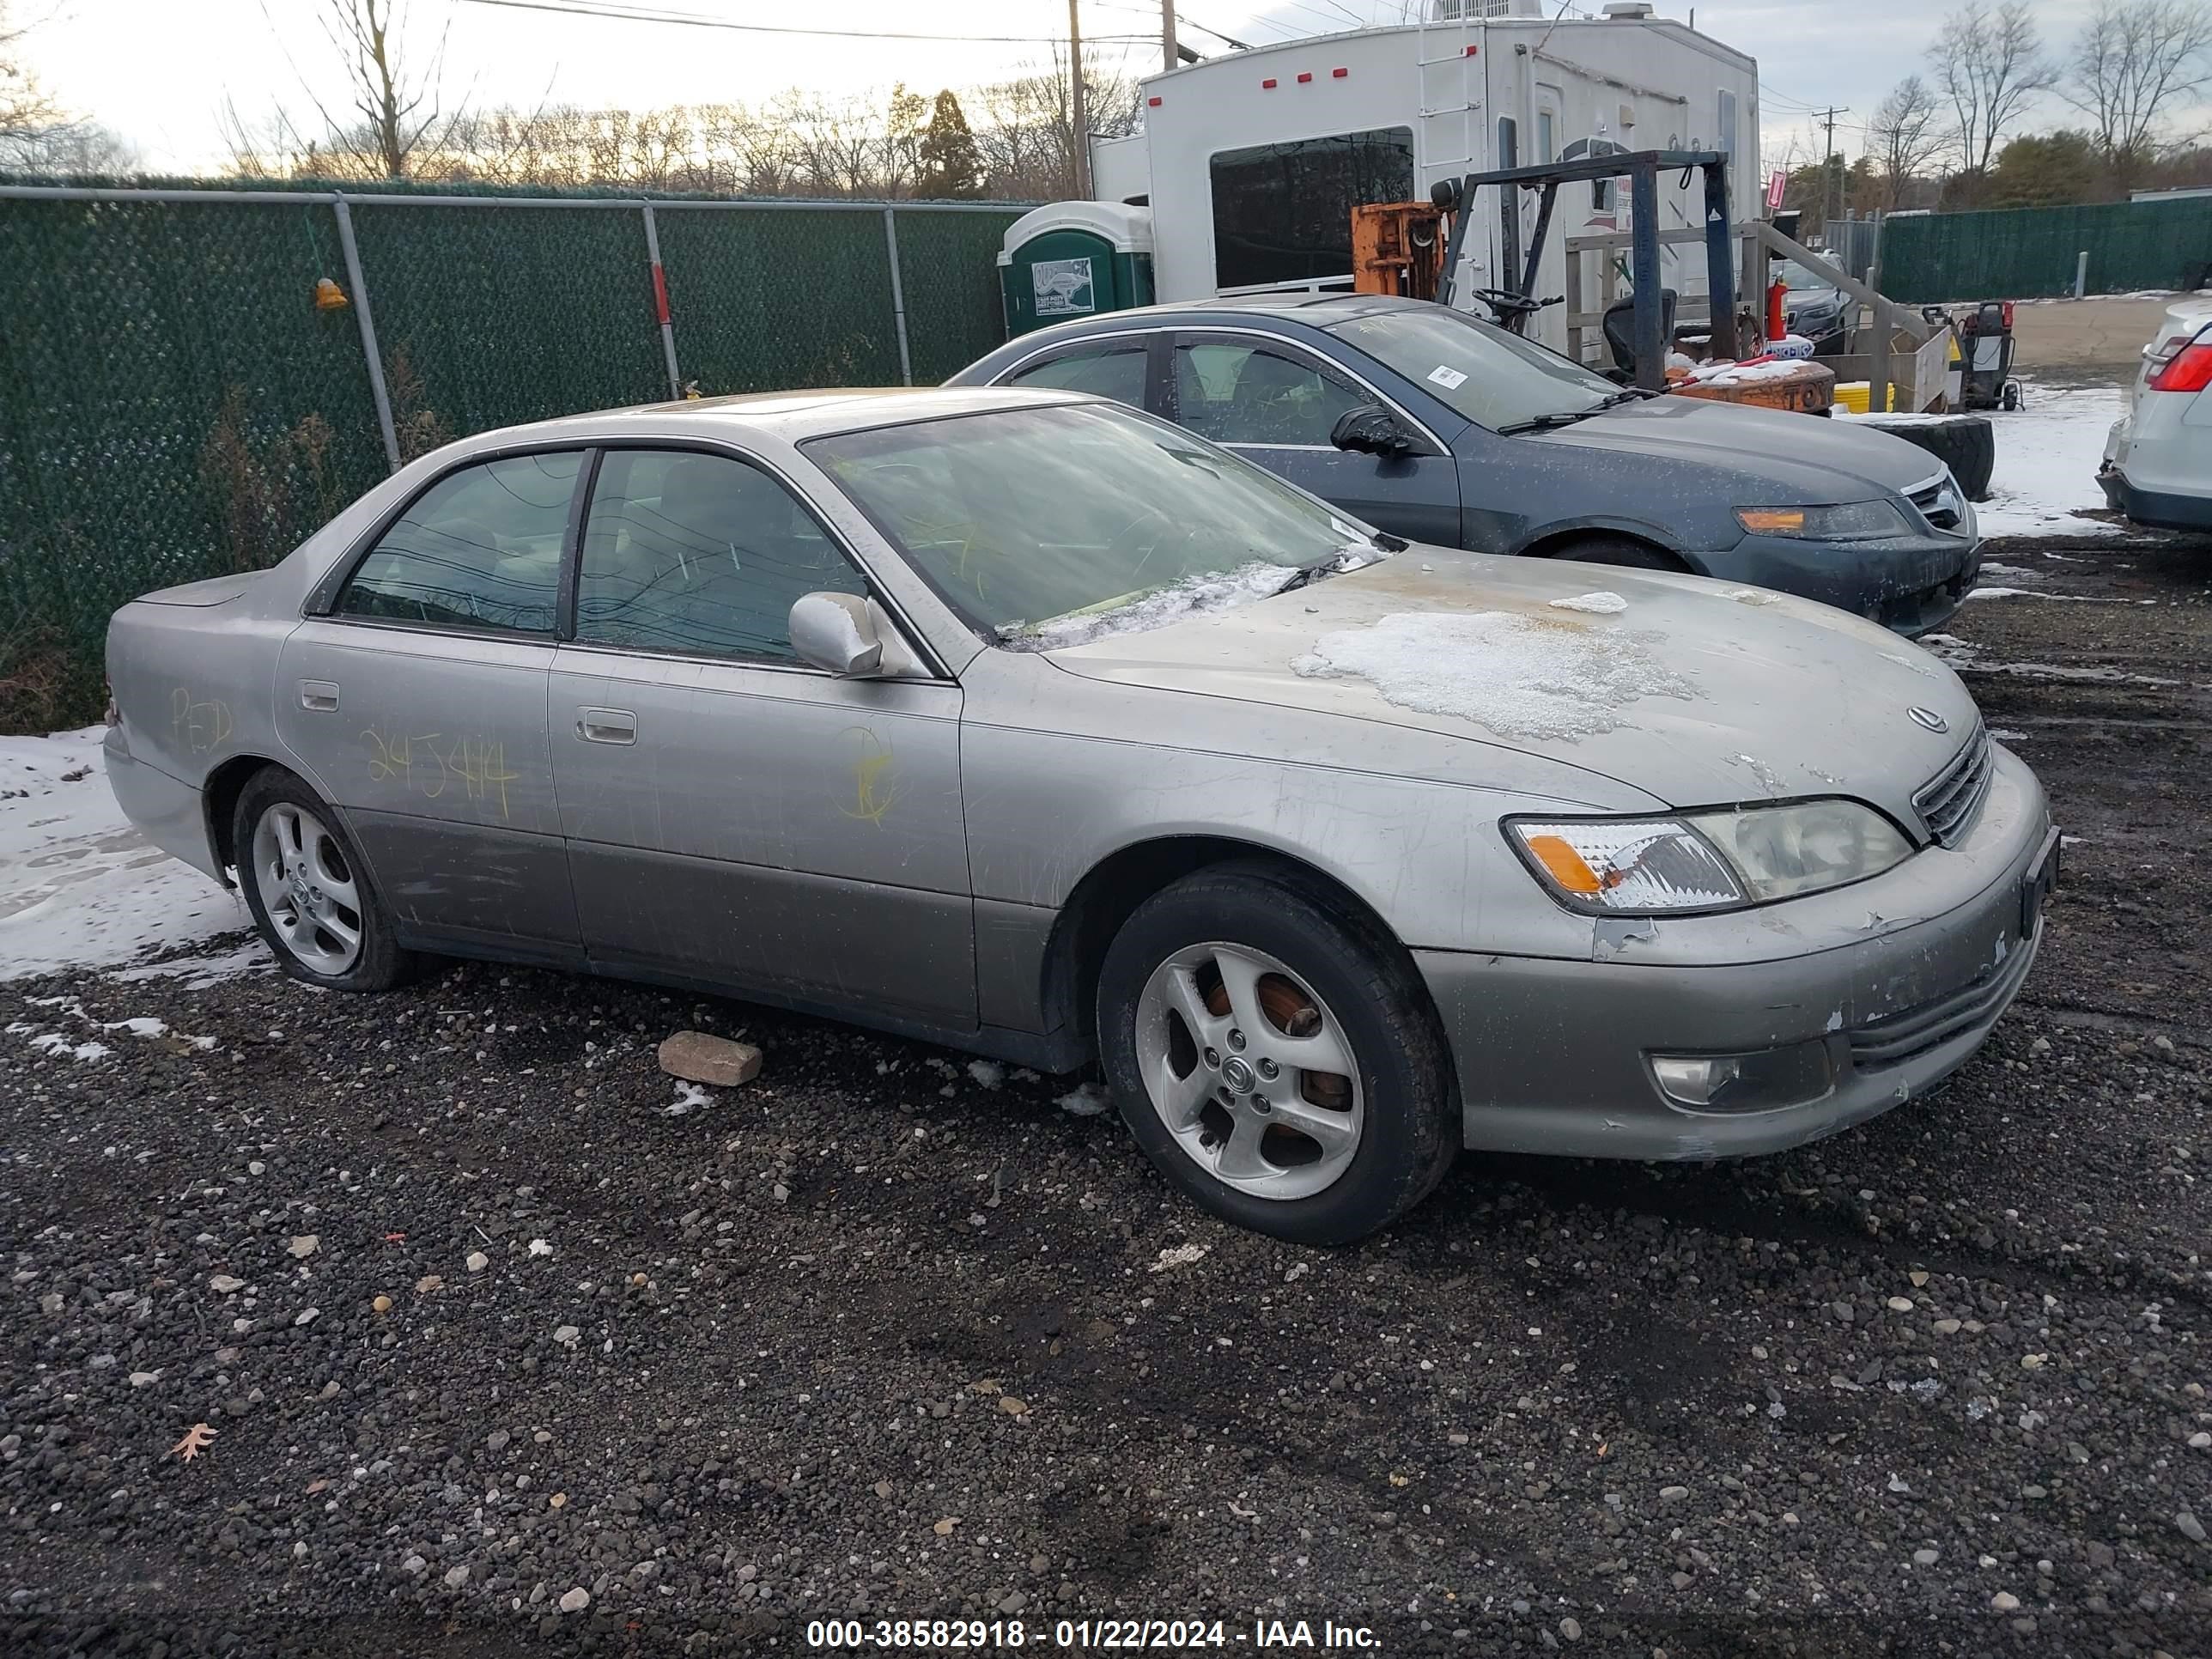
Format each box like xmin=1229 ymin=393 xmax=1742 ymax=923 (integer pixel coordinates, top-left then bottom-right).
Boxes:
xmin=1522 ymin=395 xmax=1942 ymax=499
xmin=1044 ymin=548 xmax=1979 ymax=825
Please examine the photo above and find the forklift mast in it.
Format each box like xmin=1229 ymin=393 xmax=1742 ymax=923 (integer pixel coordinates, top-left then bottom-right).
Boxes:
xmin=1433 ymin=149 xmax=1739 ymax=386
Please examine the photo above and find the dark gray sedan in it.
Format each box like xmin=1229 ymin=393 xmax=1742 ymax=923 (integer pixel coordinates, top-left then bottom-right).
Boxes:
xmin=951 ymin=295 xmax=1979 ymax=635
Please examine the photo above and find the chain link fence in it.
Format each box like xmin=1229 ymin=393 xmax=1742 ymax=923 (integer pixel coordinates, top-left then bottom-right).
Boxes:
xmin=1877 ymin=197 xmax=2212 ymax=303
xmin=0 ymin=179 xmax=1030 ymax=729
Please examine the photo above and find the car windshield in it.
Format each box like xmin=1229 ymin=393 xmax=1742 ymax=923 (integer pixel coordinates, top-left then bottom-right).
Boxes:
xmin=805 ymin=403 xmax=1376 ymax=646
xmin=1775 ymin=260 xmax=1834 ymax=292
xmin=1326 ymin=303 xmax=1620 ymax=431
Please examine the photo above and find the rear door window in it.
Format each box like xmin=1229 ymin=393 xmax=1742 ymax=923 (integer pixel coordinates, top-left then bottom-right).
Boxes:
xmin=335 ymin=453 xmax=581 ymax=633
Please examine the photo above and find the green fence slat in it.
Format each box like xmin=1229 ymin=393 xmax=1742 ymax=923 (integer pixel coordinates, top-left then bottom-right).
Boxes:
xmin=0 ymin=183 xmax=1036 ymax=727
xmin=1880 ymin=198 xmax=2212 ymax=302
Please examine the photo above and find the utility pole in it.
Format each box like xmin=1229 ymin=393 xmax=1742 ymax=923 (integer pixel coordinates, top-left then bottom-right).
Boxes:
xmin=1811 ymin=105 xmax=1848 ymax=229
xmin=1068 ymin=0 xmax=1090 ymax=198
xmin=1163 ymin=1 xmax=1177 ymax=74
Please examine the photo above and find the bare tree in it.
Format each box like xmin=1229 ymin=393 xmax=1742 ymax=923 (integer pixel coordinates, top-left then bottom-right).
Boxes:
xmin=2066 ymin=0 xmax=2212 ymax=184
xmin=227 ymin=0 xmax=464 ymax=179
xmin=0 ymin=3 xmax=57 ymax=145
xmin=1929 ymin=0 xmax=2058 ymax=185
xmin=1866 ymin=75 xmax=1951 ymax=209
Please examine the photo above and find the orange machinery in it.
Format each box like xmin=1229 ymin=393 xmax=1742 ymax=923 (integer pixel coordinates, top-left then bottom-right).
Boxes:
xmin=1352 ymin=202 xmax=1446 ymax=301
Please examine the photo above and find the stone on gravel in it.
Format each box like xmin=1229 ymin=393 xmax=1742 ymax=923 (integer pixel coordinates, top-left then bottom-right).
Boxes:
xmin=1913 ymin=1549 xmax=1939 ymax=1565
xmin=1659 ymin=1485 xmax=1689 ymax=1502
xmin=2178 ymin=1511 xmax=2206 ymax=1543
xmin=287 ymin=1234 xmax=318 ymax=1258
xmin=465 ymin=1250 xmax=489 ymax=1273
xmin=209 ymin=1274 xmax=244 ymax=1293
xmin=1992 ymin=1592 xmax=2021 ymax=1611
xmin=444 ymin=1565 xmax=470 ymax=1589
xmin=559 ymin=1587 xmax=590 ymax=1613
xmin=657 ymin=1030 xmax=762 ymax=1086
xmin=1887 ymin=1297 xmax=1915 ymax=1311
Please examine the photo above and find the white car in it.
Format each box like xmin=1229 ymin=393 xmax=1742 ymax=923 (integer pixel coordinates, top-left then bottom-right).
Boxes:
xmin=2100 ymin=295 xmax=2212 ymax=531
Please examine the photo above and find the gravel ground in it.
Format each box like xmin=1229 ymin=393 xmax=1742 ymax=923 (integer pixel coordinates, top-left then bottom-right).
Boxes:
xmin=3 ymin=527 xmax=2209 ymax=1659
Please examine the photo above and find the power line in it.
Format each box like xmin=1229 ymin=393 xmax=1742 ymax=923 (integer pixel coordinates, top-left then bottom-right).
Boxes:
xmin=455 ymin=0 xmax=1159 ymax=46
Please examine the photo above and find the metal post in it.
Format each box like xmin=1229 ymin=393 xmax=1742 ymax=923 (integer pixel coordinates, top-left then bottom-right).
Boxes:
xmin=1630 ymin=161 xmax=1664 ymax=390
xmin=1067 ymin=0 xmax=1090 ymax=198
xmin=640 ymin=203 xmax=682 ymax=398
xmin=2074 ymin=249 xmax=2089 ymax=300
xmin=1869 ymin=252 xmax=1891 ymax=415
xmin=884 ymin=207 xmax=914 ymax=386
xmin=1701 ymin=159 xmax=1738 ymax=361
xmin=332 ymin=194 xmax=401 ymax=473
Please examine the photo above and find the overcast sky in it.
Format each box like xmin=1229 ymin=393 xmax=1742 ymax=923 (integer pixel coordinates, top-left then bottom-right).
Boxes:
xmin=14 ymin=0 xmax=2124 ymax=176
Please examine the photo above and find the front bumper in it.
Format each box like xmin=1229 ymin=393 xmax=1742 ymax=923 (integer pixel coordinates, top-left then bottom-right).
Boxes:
xmin=1419 ymin=744 xmax=2052 ymax=1160
xmin=1705 ymin=524 xmax=1980 ymax=637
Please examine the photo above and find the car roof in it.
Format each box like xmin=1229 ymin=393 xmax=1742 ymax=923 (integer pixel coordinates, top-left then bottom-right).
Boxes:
xmin=484 ymin=384 xmax=1092 ymax=447
xmin=1012 ymin=292 xmax=1422 ymax=336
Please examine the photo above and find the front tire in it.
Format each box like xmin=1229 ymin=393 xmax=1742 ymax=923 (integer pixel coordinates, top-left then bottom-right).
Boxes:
xmin=1095 ymin=863 xmax=1458 ymax=1245
xmin=1554 ymin=534 xmax=1689 ymax=573
xmin=234 ymin=769 xmax=418 ymax=993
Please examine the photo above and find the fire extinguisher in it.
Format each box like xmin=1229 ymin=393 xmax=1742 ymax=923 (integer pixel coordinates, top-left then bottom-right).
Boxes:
xmin=1766 ymin=278 xmax=1787 ymax=348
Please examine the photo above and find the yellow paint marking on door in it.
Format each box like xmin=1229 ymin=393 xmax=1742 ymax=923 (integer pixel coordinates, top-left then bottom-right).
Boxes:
xmin=842 ymin=727 xmax=898 ymax=827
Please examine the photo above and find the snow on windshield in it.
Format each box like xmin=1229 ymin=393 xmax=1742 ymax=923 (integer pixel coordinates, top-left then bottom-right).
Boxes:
xmin=999 ymin=562 xmax=1297 ymax=653
xmin=1292 ymin=611 xmax=1696 ymax=740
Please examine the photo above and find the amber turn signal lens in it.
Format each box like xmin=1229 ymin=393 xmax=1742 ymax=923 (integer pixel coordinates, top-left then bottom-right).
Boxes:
xmin=1735 ymin=507 xmax=1806 ymax=533
xmin=1524 ymin=833 xmax=1603 ymax=893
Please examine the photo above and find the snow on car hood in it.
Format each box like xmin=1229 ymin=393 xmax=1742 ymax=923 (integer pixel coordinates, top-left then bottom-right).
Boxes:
xmin=1526 ymin=394 xmax=1944 ymax=498
xmin=1043 ymin=547 xmax=1983 ymax=824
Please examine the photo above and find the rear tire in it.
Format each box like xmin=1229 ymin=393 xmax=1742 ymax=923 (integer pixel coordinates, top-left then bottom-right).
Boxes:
xmin=1095 ymin=862 xmax=1459 ymax=1245
xmin=234 ymin=768 xmax=419 ymax=993
xmin=1553 ymin=534 xmax=1690 ymax=573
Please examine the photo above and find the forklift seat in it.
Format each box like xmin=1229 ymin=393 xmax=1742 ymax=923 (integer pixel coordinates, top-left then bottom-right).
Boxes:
xmin=1601 ymin=289 xmax=1678 ymax=376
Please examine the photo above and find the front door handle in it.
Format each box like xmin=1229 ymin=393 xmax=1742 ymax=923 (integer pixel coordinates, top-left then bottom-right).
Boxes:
xmin=575 ymin=707 xmax=637 ymax=744
xmin=299 ymin=679 xmax=340 ymax=712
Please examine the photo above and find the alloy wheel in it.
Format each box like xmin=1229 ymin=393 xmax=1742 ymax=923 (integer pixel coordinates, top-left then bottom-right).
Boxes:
xmin=1133 ymin=941 xmax=1364 ymax=1200
xmin=251 ymin=802 xmax=364 ymax=975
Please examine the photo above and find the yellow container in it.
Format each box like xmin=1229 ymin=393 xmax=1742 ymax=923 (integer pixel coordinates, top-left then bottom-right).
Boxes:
xmin=1832 ymin=380 xmax=1898 ymax=413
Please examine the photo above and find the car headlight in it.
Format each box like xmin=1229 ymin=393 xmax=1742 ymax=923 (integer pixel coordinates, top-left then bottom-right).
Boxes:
xmin=1508 ymin=799 xmax=1913 ymax=915
xmin=1735 ymin=500 xmax=1914 ymax=540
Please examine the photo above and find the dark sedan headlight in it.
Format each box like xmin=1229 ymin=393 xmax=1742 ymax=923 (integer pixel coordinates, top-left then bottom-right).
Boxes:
xmin=1735 ymin=500 xmax=1915 ymax=540
xmin=1508 ymin=800 xmax=1913 ymax=915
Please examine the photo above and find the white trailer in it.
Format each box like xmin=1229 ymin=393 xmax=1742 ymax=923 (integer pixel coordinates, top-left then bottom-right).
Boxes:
xmin=1087 ymin=0 xmax=1759 ymax=359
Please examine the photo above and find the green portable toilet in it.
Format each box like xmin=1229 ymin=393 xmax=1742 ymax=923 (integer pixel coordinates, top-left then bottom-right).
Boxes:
xmin=997 ymin=202 xmax=1155 ymax=337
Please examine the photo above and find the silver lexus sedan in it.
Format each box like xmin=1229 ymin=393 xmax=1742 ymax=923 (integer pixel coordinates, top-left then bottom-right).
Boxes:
xmin=105 ymin=387 xmax=2057 ymax=1243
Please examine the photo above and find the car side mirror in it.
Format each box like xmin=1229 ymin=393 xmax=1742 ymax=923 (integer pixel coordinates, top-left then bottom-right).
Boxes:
xmin=1331 ymin=405 xmax=1415 ymax=458
xmin=789 ymin=592 xmax=884 ymax=678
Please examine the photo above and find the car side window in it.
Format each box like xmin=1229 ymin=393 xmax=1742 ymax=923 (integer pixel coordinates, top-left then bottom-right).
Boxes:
xmin=335 ymin=452 xmax=580 ymax=633
xmin=1005 ymin=343 xmax=1149 ymax=408
xmin=575 ymin=450 xmax=867 ymax=662
xmin=1172 ymin=340 xmax=1370 ymax=447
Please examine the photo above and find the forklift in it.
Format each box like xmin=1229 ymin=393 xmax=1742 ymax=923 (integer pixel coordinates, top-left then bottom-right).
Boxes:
xmin=1426 ymin=148 xmax=1744 ymax=387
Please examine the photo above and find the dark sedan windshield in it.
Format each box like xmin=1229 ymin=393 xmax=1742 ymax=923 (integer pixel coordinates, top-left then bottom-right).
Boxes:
xmin=1327 ymin=304 xmax=1619 ymax=432
xmin=806 ymin=404 xmax=1370 ymax=642
xmin=1774 ymin=260 xmax=1838 ymax=292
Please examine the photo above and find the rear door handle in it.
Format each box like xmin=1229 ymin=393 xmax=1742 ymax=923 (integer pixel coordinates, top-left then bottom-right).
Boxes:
xmin=299 ymin=679 xmax=340 ymax=712
xmin=575 ymin=707 xmax=637 ymax=744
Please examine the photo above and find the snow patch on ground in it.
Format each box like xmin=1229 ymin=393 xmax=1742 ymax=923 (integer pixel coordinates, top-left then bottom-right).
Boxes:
xmin=0 ymin=726 xmax=253 ymax=981
xmin=1054 ymin=1082 xmax=1112 ymax=1117
xmin=1293 ymin=611 xmax=1696 ymax=740
xmin=1969 ymin=381 xmax=2129 ymax=539
xmin=1006 ymin=562 xmax=1297 ymax=652
xmin=109 ymin=940 xmax=271 ymax=989
xmin=966 ymin=1059 xmax=1006 ymax=1090
xmin=1547 ymin=591 xmax=1628 ymax=615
